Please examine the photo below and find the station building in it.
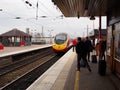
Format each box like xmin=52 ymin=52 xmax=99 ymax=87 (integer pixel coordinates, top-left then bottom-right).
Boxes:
xmin=0 ymin=28 xmax=32 ymax=46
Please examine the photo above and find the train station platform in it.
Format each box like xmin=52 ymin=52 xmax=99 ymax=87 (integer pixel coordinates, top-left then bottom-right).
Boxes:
xmin=0 ymin=44 xmax=52 ymax=57
xmin=27 ymin=49 xmax=120 ymax=90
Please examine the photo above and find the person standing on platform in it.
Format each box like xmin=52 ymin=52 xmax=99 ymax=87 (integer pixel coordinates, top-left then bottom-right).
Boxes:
xmin=85 ymin=37 xmax=93 ymax=62
xmin=75 ymin=37 xmax=82 ymax=71
xmin=75 ymin=37 xmax=91 ymax=72
xmin=100 ymin=40 xmax=106 ymax=60
xmin=82 ymin=38 xmax=92 ymax=72
xmin=72 ymin=38 xmax=77 ymax=52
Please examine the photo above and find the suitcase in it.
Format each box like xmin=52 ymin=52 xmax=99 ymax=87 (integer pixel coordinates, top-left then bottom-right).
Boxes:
xmin=91 ymin=55 xmax=97 ymax=63
xmin=98 ymin=60 xmax=106 ymax=76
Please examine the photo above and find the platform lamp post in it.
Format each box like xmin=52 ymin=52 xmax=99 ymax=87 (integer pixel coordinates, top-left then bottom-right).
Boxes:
xmin=39 ymin=15 xmax=63 ymax=44
xmin=98 ymin=15 xmax=102 ymax=60
xmin=83 ymin=25 xmax=90 ymax=37
xmin=86 ymin=25 xmax=91 ymax=37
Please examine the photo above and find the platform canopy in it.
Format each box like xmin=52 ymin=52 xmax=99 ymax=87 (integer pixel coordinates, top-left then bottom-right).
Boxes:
xmin=52 ymin=0 xmax=119 ymax=18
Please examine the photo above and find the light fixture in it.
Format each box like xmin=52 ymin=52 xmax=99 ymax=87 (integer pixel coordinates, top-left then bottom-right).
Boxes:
xmin=15 ymin=17 xmax=21 ymax=19
xmin=90 ymin=16 xmax=95 ymax=20
xmin=40 ymin=16 xmax=47 ymax=18
xmin=77 ymin=11 xmax=80 ymax=19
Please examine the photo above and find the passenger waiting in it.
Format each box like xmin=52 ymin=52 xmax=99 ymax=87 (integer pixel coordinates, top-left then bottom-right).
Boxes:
xmin=75 ymin=37 xmax=91 ymax=72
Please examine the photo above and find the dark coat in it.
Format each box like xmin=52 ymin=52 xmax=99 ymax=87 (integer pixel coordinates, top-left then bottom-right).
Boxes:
xmin=75 ymin=41 xmax=87 ymax=55
xmin=101 ymin=40 xmax=106 ymax=52
xmin=85 ymin=39 xmax=93 ymax=52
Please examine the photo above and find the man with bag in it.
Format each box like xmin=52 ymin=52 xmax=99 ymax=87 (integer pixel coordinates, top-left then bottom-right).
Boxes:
xmin=85 ymin=37 xmax=93 ymax=62
xmin=75 ymin=37 xmax=83 ymax=71
xmin=100 ymin=40 xmax=106 ymax=60
xmin=75 ymin=37 xmax=91 ymax=72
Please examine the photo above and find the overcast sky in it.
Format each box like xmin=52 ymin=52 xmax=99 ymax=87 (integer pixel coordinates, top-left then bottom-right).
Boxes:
xmin=0 ymin=0 xmax=106 ymax=37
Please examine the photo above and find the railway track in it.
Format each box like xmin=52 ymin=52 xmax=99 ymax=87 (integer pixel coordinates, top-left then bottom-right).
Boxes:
xmin=0 ymin=47 xmax=53 ymax=75
xmin=0 ymin=48 xmax=63 ymax=89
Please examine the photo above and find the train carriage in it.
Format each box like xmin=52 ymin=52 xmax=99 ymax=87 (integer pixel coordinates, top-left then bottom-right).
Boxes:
xmin=52 ymin=33 xmax=72 ymax=53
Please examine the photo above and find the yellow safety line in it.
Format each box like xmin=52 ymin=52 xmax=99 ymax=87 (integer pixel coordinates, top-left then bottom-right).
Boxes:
xmin=74 ymin=70 xmax=80 ymax=90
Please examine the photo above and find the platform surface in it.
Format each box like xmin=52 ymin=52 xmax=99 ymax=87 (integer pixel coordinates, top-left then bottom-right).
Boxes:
xmin=0 ymin=44 xmax=52 ymax=57
xmin=27 ymin=49 xmax=120 ymax=90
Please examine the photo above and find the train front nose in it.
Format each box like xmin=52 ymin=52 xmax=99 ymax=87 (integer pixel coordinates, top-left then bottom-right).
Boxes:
xmin=52 ymin=44 xmax=67 ymax=52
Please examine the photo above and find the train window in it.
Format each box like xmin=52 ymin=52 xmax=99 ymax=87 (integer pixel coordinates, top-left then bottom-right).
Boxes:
xmin=55 ymin=34 xmax=67 ymax=44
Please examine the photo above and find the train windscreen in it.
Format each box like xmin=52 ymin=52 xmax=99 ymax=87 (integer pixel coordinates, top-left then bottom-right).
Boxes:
xmin=55 ymin=34 xmax=67 ymax=44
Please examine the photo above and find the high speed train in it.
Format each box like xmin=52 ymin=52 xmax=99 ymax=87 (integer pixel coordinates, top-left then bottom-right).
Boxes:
xmin=52 ymin=33 xmax=73 ymax=53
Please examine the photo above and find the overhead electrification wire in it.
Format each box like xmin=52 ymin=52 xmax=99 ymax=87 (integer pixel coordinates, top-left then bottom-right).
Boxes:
xmin=38 ymin=0 xmax=56 ymax=15
xmin=21 ymin=0 xmax=50 ymax=16
xmin=36 ymin=1 xmax=38 ymax=20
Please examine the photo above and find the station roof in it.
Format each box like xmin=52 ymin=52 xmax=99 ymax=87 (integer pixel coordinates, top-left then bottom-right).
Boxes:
xmin=52 ymin=0 xmax=117 ymax=17
xmin=0 ymin=28 xmax=31 ymax=37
